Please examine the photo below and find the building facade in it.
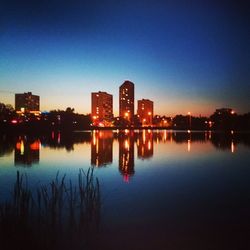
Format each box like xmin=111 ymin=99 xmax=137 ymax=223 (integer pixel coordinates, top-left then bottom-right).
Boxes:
xmin=15 ymin=92 xmax=40 ymax=114
xmin=91 ymin=91 xmax=113 ymax=126
xmin=137 ymin=99 xmax=153 ymax=126
xmin=119 ymin=80 xmax=134 ymax=122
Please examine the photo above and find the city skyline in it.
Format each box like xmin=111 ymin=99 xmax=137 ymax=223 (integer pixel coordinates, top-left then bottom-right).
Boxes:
xmin=1 ymin=1 xmax=249 ymax=116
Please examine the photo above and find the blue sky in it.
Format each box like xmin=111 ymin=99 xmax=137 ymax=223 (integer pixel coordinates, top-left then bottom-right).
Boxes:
xmin=0 ymin=0 xmax=249 ymax=116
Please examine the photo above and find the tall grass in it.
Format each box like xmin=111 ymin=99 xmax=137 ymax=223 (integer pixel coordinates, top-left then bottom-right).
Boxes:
xmin=0 ymin=168 xmax=101 ymax=250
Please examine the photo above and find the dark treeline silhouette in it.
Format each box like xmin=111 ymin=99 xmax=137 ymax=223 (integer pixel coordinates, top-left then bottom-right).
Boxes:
xmin=1 ymin=102 xmax=250 ymax=131
xmin=0 ymin=104 xmax=91 ymax=133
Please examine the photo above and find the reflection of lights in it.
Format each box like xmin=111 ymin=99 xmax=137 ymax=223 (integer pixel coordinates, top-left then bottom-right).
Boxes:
xmin=11 ymin=119 xmax=18 ymax=124
xmin=20 ymin=141 xmax=24 ymax=155
xmin=187 ymin=139 xmax=191 ymax=152
xmin=30 ymin=140 xmax=41 ymax=150
xmin=231 ymin=141 xmax=235 ymax=153
xmin=93 ymin=134 xmax=96 ymax=146
xmin=57 ymin=132 xmax=61 ymax=144
xmin=125 ymin=129 xmax=129 ymax=134
xmin=143 ymin=130 xmax=146 ymax=143
xmin=123 ymin=174 xmax=130 ymax=183
xmin=148 ymin=141 xmax=151 ymax=150
xmin=124 ymin=140 xmax=129 ymax=150
xmin=16 ymin=140 xmax=25 ymax=155
xmin=231 ymin=130 xmax=234 ymax=135
xmin=209 ymin=131 xmax=212 ymax=140
xmin=51 ymin=131 xmax=54 ymax=139
xmin=164 ymin=130 xmax=167 ymax=141
xmin=96 ymin=139 xmax=99 ymax=154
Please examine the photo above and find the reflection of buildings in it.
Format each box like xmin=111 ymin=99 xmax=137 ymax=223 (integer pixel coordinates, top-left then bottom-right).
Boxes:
xmin=119 ymin=81 xmax=134 ymax=122
xmin=91 ymin=131 xmax=113 ymax=167
xmin=137 ymin=99 xmax=153 ymax=126
xmin=91 ymin=91 xmax=113 ymax=126
xmin=137 ymin=130 xmax=153 ymax=159
xmin=15 ymin=138 xmax=40 ymax=166
xmin=119 ymin=131 xmax=135 ymax=181
xmin=15 ymin=92 xmax=40 ymax=115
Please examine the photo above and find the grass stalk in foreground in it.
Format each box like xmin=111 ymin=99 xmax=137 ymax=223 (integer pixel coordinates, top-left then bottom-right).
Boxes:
xmin=0 ymin=168 xmax=101 ymax=250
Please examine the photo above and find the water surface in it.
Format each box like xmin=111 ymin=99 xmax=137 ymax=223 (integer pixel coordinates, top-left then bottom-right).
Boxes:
xmin=0 ymin=130 xmax=250 ymax=249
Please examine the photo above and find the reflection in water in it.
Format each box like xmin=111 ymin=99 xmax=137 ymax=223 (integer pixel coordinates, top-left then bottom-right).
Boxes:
xmin=187 ymin=139 xmax=191 ymax=152
xmin=1 ymin=130 xmax=250 ymax=170
xmin=15 ymin=137 xmax=40 ymax=166
xmin=118 ymin=130 xmax=135 ymax=182
xmin=91 ymin=130 xmax=113 ymax=167
xmin=231 ymin=140 xmax=235 ymax=153
xmin=0 ymin=134 xmax=14 ymax=157
xmin=137 ymin=130 xmax=153 ymax=159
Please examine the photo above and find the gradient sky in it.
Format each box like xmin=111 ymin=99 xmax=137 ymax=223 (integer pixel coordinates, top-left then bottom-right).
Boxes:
xmin=0 ymin=0 xmax=249 ymax=116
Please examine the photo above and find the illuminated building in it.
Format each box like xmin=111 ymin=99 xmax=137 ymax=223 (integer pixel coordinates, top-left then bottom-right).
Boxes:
xmin=137 ymin=99 xmax=153 ymax=126
xmin=91 ymin=91 xmax=113 ymax=126
xmin=15 ymin=92 xmax=40 ymax=115
xmin=119 ymin=80 xmax=134 ymax=122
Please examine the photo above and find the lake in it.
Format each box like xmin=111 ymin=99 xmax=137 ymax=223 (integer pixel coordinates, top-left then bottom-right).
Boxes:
xmin=0 ymin=130 xmax=250 ymax=250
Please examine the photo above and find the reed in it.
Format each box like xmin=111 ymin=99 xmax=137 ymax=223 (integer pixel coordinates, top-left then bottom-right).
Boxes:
xmin=0 ymin=168 xmax=101 ymax=250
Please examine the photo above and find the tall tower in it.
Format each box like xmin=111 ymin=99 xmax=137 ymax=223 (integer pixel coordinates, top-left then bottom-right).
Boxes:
xmin=137 ymin=99 xmax=154 ymax=126
xmin=119 ymin=80 xmax=134 ymax=122
xmin=91 ymin=91 xmax=113 ymax=126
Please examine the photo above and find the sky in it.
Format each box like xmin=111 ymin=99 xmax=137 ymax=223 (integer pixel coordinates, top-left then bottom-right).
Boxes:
xmin=0 ymin=0 xmax=249 ymax=116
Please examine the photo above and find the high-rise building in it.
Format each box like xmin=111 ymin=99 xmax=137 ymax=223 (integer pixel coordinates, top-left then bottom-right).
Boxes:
xmin=119 ymin=80 xmax=134 ymax=122
xmin=15 ymin=92 xmax=40 ymax=114
xmin=91 ymin=91 xmax=113 ymax=126
xmin=137 ymin=99 xmax=153 ymax=126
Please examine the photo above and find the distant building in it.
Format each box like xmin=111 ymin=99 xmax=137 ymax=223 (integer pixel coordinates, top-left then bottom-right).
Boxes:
xmin=91 ymin=91 xmax=113 ymax=126
xmin=119 ymin=81 xmax=134 ymax=122
xmin=15 ymin=92 xmax=40 ymax=114
xmin=137 ymin=99 xmax=153 ymax=126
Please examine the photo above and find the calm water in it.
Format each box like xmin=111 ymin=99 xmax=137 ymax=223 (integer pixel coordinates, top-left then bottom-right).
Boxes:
xmin=0 ymin=130 xmax=250 ymax=250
